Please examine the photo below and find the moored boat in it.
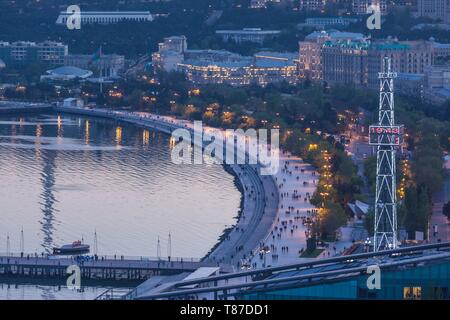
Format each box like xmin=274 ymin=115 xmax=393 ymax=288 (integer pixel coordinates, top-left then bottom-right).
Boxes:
xmin=53 ymin=240 xmax=90 ymax=255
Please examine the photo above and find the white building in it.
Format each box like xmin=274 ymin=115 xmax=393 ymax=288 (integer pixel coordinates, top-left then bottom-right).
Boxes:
xmin=352 ymin=0 xmax=387 ymax=15
xmin=41 ymin=66 xmax=93 ymax=82
xmin=216 ymin=28 xmax=281 ymax=45
xmin=56 ymin=11 xmax=154 ymax=25
xmin=178 ymin=51 xmax=298 ymax=87
xmin=63 ymin=98 xmax=84 ymax=108
xmin=299 ymin=17 xmax=360 ymax=29
xmin=65 ymin=54 xmax=125 ymax=78
xmin=152 ymin=36 xmax=187 ymax=72
xmin=416 ymin=0 xmax=450 ymax=24
xmin=0 ymin=41 xmax=68 ymax=66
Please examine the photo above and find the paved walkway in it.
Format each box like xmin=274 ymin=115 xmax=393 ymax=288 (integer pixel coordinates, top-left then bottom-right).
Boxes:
xmin=430 ymin=170 xmax=450 ymax=242
xmin=204 ymin=164 xmax=278 ymax=268
xmin=246 ymin=152 xmax=359 ymax=268
xmin=245 ymin=153 xmax=318 ymax=267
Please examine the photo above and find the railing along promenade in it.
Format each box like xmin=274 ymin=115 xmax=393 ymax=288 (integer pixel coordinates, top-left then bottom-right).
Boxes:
xmin=0 ymin=253 xmax=216 ymax=281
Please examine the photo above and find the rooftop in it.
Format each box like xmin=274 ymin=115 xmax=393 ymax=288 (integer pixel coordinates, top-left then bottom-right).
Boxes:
xmin=304 ymin=30 xmax=366 ymax=41
xmin=216 ymin=28 xmax=280 ymax=35
xmin=44 ymin=66 xmax=93 ymax=79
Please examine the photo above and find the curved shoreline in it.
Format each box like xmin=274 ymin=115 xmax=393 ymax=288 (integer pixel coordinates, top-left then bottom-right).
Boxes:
xmin=53 ymin=106 xmax=279 ymax=267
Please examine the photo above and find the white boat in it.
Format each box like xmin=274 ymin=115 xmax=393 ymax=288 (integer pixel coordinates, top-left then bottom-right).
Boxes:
xmin=53 ymin=240 xmax=90 ymax=255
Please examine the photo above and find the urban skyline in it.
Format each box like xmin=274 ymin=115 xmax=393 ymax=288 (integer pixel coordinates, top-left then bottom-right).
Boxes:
xmin=0 ymin=0 xmax=449 ymax=307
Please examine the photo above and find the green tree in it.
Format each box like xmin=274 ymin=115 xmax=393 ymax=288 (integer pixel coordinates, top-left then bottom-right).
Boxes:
xmin=443 ymin=201 xmax=450 ymax=219
xmin=320 ymin=202 xmax=347 ymax=239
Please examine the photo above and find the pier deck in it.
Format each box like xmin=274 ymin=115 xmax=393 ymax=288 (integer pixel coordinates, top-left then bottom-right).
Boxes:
xmin=0 ymin=254 xmax=219 ymax=281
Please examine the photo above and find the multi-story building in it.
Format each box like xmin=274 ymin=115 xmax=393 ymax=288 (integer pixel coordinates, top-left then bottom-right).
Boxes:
xmin=322 ymin=38 xmax=370 ymax=86
xmin=352 ymin=0 xmax=387 ymax=15
xmin=56 ymin=11 xmax=154 ymax=25
xmin=299 ymin=0 xmax=326 ymax=11
xmin=250 ymin=0 xmax=282 ymax=9
xmin=368 ymin=39 xmax=435 ymax=89
xmin=416 ymin=0 xmax=450 ymax=23
xmin=423 ymin=65 xmax=450 ymax=104
xmin=396 ymin=73 xmax=425 ymax=100
xmin=432 ymin=41 xmax=450 ymax=59
xmin=64 ymin=54 xmax=125 ymax=78
xmin=0 ymin=41 xmax=68 ymax=67
xmin=178 ymin=52 xmax=298 ymax=87
xmin=216 ymin=28 xmax=280 ymax=45
xmin=157 ymin=36 xmax=187 ymax=53
xmin=152 ymin=36 xmax=298 ymax=86
xmin=152 ymin=36 xmax=187 ymax=72
xmin=298 ymin=31 xmax=366 ymax=82
xmin=299 ymin=17 xmax=360 ymax=30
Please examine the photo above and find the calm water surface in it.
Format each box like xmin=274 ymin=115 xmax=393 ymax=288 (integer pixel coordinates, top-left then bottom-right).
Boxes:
xmin=0 ymin=113 xmax=241 ymax=300
xmin=0 ymin=114 xmax=240 ymax=258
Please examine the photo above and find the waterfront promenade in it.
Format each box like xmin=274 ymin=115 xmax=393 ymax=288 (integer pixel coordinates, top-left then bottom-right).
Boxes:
xmin=51 ymin=106 xmax=330 ymax=270
xmin=54 ymin=106 xmax=281 ymax=267
xmin=204 ymin=164 xmax=279 ymax=268
xmin=249 ymin=153 xmax=320 ymax=267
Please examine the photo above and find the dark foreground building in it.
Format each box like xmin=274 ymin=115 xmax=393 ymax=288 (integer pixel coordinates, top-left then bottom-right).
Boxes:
xmin=129 ymin=243 xmax=450 ymax=300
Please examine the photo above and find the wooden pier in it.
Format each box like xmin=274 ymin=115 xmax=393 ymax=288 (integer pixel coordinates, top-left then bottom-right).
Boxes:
xmin=0 ymin=254 xmax=219 ymax=282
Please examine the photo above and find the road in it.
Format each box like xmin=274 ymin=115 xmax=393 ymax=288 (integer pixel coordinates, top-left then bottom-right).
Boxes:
xmin=430 ymin=169 xmax=450 ymax=242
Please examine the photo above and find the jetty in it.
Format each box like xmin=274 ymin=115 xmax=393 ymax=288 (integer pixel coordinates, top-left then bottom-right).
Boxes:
xmin=0 ymin=101 xmax=53 ymax=114
xmin=0 ymin=254 xmax=219 ymax=281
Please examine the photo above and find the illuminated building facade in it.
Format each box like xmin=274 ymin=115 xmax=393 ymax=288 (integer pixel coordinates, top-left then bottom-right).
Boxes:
xmin=56 ymin=11 xmax=154 ymax=25
xmin=216 ymin=28 xmax=280 ymax=45
xmin=152 ymin=36 xmax=298 ymax=86
xmin=321 ymin=39 xmax=370 ymax=86
xmin=298 ymin=31 xmax=366 ymax=82
xmin=0 ymin=41 xmax=67 ymax=67
xmin=178 ymin=52 xmax=298 ymax=87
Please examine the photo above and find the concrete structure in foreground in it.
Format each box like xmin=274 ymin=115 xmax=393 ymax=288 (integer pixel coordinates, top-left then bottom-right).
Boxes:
xmin=131 ymin=242 xmax=450 ymax=300
xmin=56 ymin=11 xmax=154 ymax=25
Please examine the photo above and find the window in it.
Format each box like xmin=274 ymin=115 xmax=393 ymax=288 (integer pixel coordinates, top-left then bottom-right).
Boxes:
xmin=403 ymin=287 xmax=422 ymax=300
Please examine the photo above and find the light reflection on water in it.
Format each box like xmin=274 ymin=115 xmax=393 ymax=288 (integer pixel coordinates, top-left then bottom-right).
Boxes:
xmin=0 ymin=114 xmax=240 ymax=258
